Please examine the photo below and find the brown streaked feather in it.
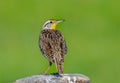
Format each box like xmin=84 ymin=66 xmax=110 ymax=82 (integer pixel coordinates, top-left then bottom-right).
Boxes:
xmin=39 ymin=29 xmax=67 ymax=73
xmin=39 ymin=29 xmax=67 ymax=62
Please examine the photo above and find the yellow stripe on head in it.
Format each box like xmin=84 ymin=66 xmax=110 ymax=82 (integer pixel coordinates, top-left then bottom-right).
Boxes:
xmin=51 ymin=20 xmax=56 ymax=22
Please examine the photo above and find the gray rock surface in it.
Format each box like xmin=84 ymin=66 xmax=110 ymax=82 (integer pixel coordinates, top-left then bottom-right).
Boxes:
xmin=14 ymin=74 xmax=90 ymax=83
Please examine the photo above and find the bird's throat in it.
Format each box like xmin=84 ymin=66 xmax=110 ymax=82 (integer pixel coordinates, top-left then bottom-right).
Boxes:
xmin=51 ymin=24 xmax=57 ymax=29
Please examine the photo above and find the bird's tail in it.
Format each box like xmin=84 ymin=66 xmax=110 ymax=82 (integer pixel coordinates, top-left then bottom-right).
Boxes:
xmin=54 ymin=53 xmax=64 ymax=74
xmin=57 ymin=62 xmax=64 ymax=74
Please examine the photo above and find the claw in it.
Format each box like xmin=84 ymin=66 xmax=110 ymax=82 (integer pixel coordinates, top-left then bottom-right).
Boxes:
xmin=51 ymin=72 xmax=62 ymax=77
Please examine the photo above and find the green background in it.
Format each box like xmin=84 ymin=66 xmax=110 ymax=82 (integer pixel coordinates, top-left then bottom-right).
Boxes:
xmin=0 ymin=0 xmax=120 ymax=83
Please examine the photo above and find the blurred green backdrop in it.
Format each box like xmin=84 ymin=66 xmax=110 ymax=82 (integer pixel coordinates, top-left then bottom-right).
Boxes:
xmin=0 ymin=0 xmax=120 ymax=83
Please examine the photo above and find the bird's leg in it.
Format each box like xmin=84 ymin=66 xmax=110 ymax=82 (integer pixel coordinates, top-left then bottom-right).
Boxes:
xmin=44 ymin=62 xmax=52 ymax=74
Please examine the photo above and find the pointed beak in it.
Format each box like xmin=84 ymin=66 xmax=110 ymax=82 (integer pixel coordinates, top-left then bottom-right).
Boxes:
xmin=51 ymin=20 xmax=64 ymax=29
xmin=55 ymin=20 xmax=64 ymax=24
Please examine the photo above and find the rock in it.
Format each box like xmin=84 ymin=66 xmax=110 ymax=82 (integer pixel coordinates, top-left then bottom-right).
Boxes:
xmin=14 ymin=74 xmax=90 ymax=83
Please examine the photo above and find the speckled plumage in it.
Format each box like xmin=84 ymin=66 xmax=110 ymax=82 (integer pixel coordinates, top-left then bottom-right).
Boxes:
xmin=39 ymin=29 xmax=67 ymax=74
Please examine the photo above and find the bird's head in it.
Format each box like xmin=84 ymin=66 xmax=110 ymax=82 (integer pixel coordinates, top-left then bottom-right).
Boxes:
xmin=42 ymin=19 xmax=64 ymax=30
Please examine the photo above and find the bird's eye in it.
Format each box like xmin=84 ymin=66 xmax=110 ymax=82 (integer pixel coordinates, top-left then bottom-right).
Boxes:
xmin=50 ymin=21 xmax=52 ymax=23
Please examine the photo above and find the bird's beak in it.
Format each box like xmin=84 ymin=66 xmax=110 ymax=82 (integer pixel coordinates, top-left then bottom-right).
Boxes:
xmin=51 ymin=20 xmax=64 ymax=30
xmin=55 ymin=20 xmax=64 ymax=24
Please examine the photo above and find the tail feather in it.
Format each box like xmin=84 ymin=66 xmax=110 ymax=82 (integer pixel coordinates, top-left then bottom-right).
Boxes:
xmin=54 ymin=55 xmax=64 ymax=74
xmin=57 ymin=63 xmax=64 ymax=74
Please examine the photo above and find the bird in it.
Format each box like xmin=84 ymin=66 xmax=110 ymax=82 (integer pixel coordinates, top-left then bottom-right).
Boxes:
xmin=39 ymin=19 xmax=67 ymax=74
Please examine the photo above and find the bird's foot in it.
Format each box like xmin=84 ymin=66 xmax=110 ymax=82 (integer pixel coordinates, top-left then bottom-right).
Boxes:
xmin=51 ymin=72 xmax=62 ymax=77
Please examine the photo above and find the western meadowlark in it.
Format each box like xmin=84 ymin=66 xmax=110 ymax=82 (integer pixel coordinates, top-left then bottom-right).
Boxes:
xmin=39 ymin=19 xmax=67 ymax=74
